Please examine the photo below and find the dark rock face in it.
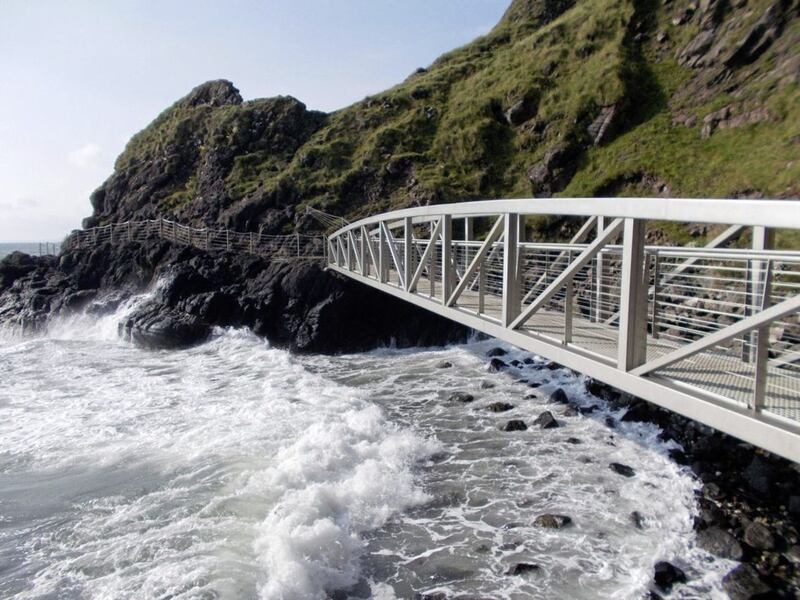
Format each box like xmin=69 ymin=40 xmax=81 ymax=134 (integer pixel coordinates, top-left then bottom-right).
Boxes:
xmin=743 ymin=522 xmax=776 ymax=551
xmin=534 ymin=514 xmax=572 ymax=528
xmin=0 ymin=241 xmax=470 ymax=353
xmin=653 ymin=561 xmax=687 ymax=592
xmin=548 ymin=388 xmax=569 ymax=404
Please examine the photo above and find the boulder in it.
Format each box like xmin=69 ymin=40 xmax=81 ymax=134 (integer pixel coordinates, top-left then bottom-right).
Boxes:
xmin=503 ymin=419 xmax=528 ymax=432
xmin=721 ymin=564 xmax=771 ymax=600
xmin=630 ymin=511 xmax=645 ymax=529
xmin=743 ymin=521 xmax=775 ymax=551
xmin=447 ymin=392 xmax=475 ymax=404
xmin=548 ymin=388 xmax=569 ymax=404
xmin=534 ymin=514 xmax=572 ymax=528
xmin=436 ymin=361 xmax=453 ymax=369
xmin=487 ymin=347 xmax=508 ymax=357
xmin=533 ymin=411 xmax=560 ymax=429
xmin=653 ymin=561 xmax=687 ymax=592
xmin=487 ymin=402 xmax=515 ymax=413
xmin=697 ymin=526 xmax=744 ymax=560
xmin=609 ymin=463 xmax=636 ymax=477
xmin=489 ymin=358 xmax=508 ymax=372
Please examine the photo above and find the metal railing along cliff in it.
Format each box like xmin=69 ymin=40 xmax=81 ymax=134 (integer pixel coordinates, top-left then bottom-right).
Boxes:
xmin=62 ymin=218 xmax=325 ymax=260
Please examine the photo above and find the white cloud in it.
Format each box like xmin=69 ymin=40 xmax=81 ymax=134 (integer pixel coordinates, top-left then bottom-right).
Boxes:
xmin=68 ymin=142 xmax=102 ymax=168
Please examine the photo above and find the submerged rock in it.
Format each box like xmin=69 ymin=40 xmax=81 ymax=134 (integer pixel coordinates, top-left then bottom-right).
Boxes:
xmin=447 ymin=392 xmax=475 ymax=404
xmin=534 ymin=514 xmax=572 ymax=528
xmin=721 ymin=564 xmax=771 ymax=599
xmin=548 ymin=388 xmax=569 ymax=404
xmin=487 ymin=402 xmax=515 ymax=413
xmin=488 ymin=358 xmax=508 ymax=372
xmin=486 ymin=347 xmax=508 ymax=357
xmin=506 ymin=562 xmax=540 ymax=576
xmin=436 ymin=361 xmax=453 ymax=369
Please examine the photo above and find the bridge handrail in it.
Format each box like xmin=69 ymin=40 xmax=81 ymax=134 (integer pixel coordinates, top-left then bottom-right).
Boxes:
xmin=328 ymin=197 xmax=800 ymax=238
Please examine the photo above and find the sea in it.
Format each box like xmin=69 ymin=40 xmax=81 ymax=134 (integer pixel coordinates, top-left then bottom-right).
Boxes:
xmin=0 ymin=243 xmax=61 ymax=259
xmin=0 ymin=288 xmax=732 ymax=599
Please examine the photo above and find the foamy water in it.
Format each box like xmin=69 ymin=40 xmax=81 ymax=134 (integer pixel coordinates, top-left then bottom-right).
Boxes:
xmin=0 ymin=300 xmax=732 ymax=599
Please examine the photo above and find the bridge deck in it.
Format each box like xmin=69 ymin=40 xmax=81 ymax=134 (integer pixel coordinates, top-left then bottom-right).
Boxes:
xmin=390 ymin=271 xmax=800 ymax=423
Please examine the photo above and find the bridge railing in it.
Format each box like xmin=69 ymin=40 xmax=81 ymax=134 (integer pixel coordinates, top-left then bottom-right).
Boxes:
xmin=62 ymin=219 xmax=324 ymax=260
xmin=326 ymin=198 xmax=800 ymax=461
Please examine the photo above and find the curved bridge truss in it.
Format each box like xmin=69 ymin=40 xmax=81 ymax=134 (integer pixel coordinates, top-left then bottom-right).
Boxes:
xmin=327 ymin=198 xmax=800 ymax=463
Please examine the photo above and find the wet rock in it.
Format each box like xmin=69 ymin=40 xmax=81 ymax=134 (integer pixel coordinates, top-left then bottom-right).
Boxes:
xmin=503 ymin=419 xmax=528 ymax=432
xmin=121 ymin=304 xmax=211 ymax=349
xmin=534 ymin=514 xmax=572 ymax=528
xmin=510 ymin=359 xmax=522 ymax=367
xmin=436 ymin=361 xmax=453 ymax=368
xmin=653 ymin=561 xmax=687 ymax=592
xmin=563 ymin=406 xmax=578 ymax=417
xmin=721 ymin=564 xmax=771 ymax=599
xmin=522 ymin=357 xmax=535 ymax=365
xmin=630 ymin=511 xmax=645 ymax=529
xmin=605 ymin=416 xmax=617 ymax=429
xmin=533 ymin=411 xmax=560 ymax=429
xmin=528 ymin=381 xmax=542 ymax=389
xmin=447 ymin=392 xmax=475 ymax=404
xmin=548 ymin=388 xmax=569 ymax=404
xmin=621 ymin=402 xmax=654 ymax=423
xmin=488 ymin=358 xmax=508 ymax=372
xmin=609 ymin=463 xmax=636 ymax=477
xmin=545 ymin=361 xmax=561 ymax=370
xmin=743 ymin=521 xmax=775 ymax=551
xmin=486 ymin=347 xmax=508 ymax=357
xmin=480 ymin=380 xmax=496 ymax=389
xmin=584 ymin=378 xmax=619 ymax=402
xmin=697 ymin=526 xmax=744 ymax=560
xmin=743 ymin=455 xmax=778 ymax=495
xmin=506 ymin=562 xmax=540 ymax=576
xmin=566 ymin=437 xmax=582 ymax=444
xmin=487 ymin=402 xmax=515 ymax=413
xmin=475 ymin=543 xmax=491 ymax=553
xmin=413 ymin=593 xmax=448 ymax=600
xmin=579 ymin=405 xmax=600 ymax=415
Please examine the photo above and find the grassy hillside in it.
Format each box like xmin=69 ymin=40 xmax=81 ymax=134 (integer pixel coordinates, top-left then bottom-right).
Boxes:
xmin=86 ymin=0 xmax=800 ymax=235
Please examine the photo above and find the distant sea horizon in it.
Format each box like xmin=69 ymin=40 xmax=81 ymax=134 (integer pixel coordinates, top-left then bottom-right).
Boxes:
xmin=0 ymin=242 xmax=62 ymax=259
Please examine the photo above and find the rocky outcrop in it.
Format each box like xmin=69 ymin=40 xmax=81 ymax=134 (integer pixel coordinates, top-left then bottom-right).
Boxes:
xmin=0 ymin=240 xmax=470 ymax=353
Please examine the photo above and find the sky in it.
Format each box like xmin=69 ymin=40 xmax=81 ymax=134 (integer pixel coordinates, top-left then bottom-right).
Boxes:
xmin=0 ymin=0 xmax=509 ymax=242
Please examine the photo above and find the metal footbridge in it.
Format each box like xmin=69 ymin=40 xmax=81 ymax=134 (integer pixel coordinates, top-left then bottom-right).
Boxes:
xmin=325 ymin=198 xmax=800 ymax=463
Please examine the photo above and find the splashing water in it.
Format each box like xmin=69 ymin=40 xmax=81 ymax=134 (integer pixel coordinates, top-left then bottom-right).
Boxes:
xmin=0 ymin=302 xmax=731 ymax=599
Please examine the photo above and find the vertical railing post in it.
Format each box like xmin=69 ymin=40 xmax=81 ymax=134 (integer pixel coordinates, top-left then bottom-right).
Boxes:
xmin=747 ymin=226 xmax=773 ymax=361
xmin=360 ymin=226 xmax=368 ymax=277
xmin=429 ymin=221 xmax=437 ymax=298
xmin=159 ymin=218 xmax=164 ymax=239
xmin=463 ymin=217 xmax=474 ymax=273
xmin=441 ymin=214 xmax=453 ymax=305
xmin=594 ymin=216 xmax=606 ymax=322
xmin=651 ymin=251 xmax=660 ymax=339
xmin=564 ymin=250 xmax=573 ymax=344
xmin=378 ymin=223 xmax=388 ymax=283
xmin=617 ymin=218 xmax=648 ymax=371
xmin=502 ymin=213 xmax=520 ymax=327
xmin=404 ymin=217 xmax=413 ymax=291
xmin=226 ymin=229 xmax=230 ymax=252
xmin=752 ymin=260 xmax=772 ymax=411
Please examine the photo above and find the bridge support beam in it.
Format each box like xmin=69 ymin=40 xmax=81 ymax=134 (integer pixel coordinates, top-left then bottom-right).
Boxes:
xmin=503 ymin=213 xmax=520 ymax=327
xmin=441 ymin=215 xmax=453 ymax=305
xmin=404 ymin=217 xmax=414 ymax=291
xmin=617 ymin=218 xmax=648 ymax=371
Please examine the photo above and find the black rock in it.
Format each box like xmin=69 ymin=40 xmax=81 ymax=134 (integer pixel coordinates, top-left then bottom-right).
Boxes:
xmin=653 ymin=561 xmax=687 ymax=592
xmin=548 ymin=388 xmax=569 ymax=404
xmin=743 ymin=521 xmax=775 ymax=551
xmin=566 ymin=437 xmax=582 ymax=444
xmin=534 ymin=514 xmax=572 ymax=528
xmin=621 ymin=401 xmax=654 ymax=423
xmin=630 ymin=511 xmax=645 ymax=529
xmin=510 ymin=359 xmax=522 ymax=367
xmin=528 ymin=381 xmax=542 ymax=388
xmin=503 ymin=420 xmax=528 ymax=432
xmin=697 ymin=526 xmax=744 ymax=560
xmin=563 ymin=406 xmax=578 ymax=417
xmin=579 ymin=405 xmax=600 ymax=415
xmin=609 ymin=463 xmax=636 ymax=477
xmin=545 ymin=361 xmax=561 ymax=370
xmin=721 ymin=564 xmax=771 ymax=600
xmin=436 ymin=361 xmax=453 ymax=369
xmin=533 ymin=411 xmax=560 ymax=429
xmin=487 ymin=402 xmax=515 ymax=413
xmin=507 ymin=562 xmax=540 ymax=576
xmin=480 ymin=380 xmax=496 ymax=389
xmin=522 ymin=357 xmax=535 ymax=365
xmin=488 ymin=358 xmax=508 ymax=372
xmin=447 ymin=392 xmax=475 ymax=404
xmin=487 ymin=347 xmax=508 ymax=357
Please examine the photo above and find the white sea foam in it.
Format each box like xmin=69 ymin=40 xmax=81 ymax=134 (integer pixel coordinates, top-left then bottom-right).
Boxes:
xmin=0 ymin=313 xmax=732 ymax=599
